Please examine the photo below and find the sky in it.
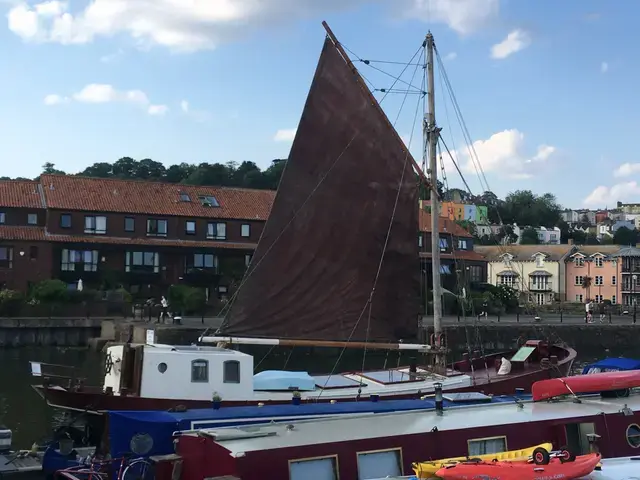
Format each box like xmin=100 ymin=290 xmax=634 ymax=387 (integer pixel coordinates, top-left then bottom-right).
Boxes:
xmin=0 ymin=0 xmax=638 ymax=210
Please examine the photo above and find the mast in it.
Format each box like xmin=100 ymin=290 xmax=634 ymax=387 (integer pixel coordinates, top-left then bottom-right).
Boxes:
xmin=425 ymin=32 xmax=444 ymax=349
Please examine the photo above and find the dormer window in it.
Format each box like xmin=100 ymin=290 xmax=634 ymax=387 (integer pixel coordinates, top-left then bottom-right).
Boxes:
xmin=574 ymin=257 xmax=584 ymax=267
xmin=199 ymin=195 xmax=219 ymax=207
xmin=179 ymin=191 xmax=191 ymax=202
xmin=535 ymin=255 xmax=544 ymax=268
xmin=502 ymin=255 xmax=512 ymax=267
xmin=594 ymin=256 xmax=603 ymax=268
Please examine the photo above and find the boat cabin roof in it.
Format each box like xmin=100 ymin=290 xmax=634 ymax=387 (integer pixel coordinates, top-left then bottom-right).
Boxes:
xmin=195 ymin=393 xmax=640 ymax=454
xmin=582 ymin=357 xmax=640 ymax=373
xmin=136 ymin=344 xmax=250 ymax=358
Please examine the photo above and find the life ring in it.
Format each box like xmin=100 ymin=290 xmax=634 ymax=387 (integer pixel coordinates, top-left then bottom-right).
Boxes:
xmin=104 ymin=352 xmax=114 ymax=375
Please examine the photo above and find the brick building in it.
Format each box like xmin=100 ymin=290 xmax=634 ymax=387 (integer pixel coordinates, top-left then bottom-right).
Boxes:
xmin=0 ymin=175 xmax=275 ymax=300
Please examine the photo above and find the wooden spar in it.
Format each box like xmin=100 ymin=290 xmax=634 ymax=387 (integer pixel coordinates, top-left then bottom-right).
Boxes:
xmin=321 ymin=20 xmax=435 ymax=196
xmin=198 ymin=335 xmax=432 ymax=351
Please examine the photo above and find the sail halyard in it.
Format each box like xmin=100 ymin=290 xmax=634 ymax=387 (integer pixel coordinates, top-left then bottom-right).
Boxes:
xmin=219 ymin=27 xmax=422 ymax=343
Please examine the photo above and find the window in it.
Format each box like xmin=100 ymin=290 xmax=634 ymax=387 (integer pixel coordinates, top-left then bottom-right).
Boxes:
xmin=575 ymin=276 xmax=584 ymax=286
xmin=357 ymin=449 xmax=402 ymax=479
xmin=574 ymin=257 xmax=584 ymax=267
xmin=535 ymin=255 xmax=544 ymax=268
xmin=29 ymin=246 xmax=38 ymax=260
xmin=124 ymin=217 xmax=135 ymax=232
xmin=457 ymin=239 xmax=468 ymax=250
xmin=223 ymin=360 xmax=241 ymax=384
xmin=191 ymin=359 xmax=209 ymax=383
xmin=440 ymin=264 xmax=451 ymax=274
xmin=185 ymin=221 xmax=196 ymax=235
xmin=146 ymin=219 xmax=167 ymax=236
xmin=439 ymin=238 xmax=449 ymax=250
xmin=499 ymin=275 xmax=515 ymax=287
xmin=594 ymin=256 xmax=603 ymax=267
xmin=27 ymin=213 xmax=38 ymax=225
xmin=192 ymin=253 xmax=218 ymax=270
xmin=60 ymin=214 xmax=71 ymax=228
xmin=245 ymin=254 xmax=252 ymax=268
xmin=595 ymin=275 xmax=603 ymax=286
xmin=61 ymin=249 xmax=99 ymax=272
xmin=612 ymin=275 xmax=617 ymax=285
xmin=0 ymin=212 xmax=4 ymax=224
xmin=503 ymin=256 xmax=511 ymax=267
xmin=612 ymin=295 xmax=617 ymax=304
xmin=469 ymin=265 xmax=483 ymax=283
xmin=179 ymin=191 xmax=191 ymax=202
xmin=290 ymin=456 xmax=337 ymax=480
xmin=84 ymin=215 xmax=107 ymax=234
xmin=468 ymin=436 xmax=507 ymax=456
xmin=595 ymin=295 xmax=603 ymax=303
xmin=418 ymin=235 xmax=423 ymax=248
xmin=207 ymin=222 xmax=226 ymax=240
xmin=626 ymin=424 xmax=640 ymax=448
xmin=125 ymin=251 xmax=160 ymax=273
xmin=576 ymin=294 xmax=583 ymax=303
xmin=0 ymin=247 xmax=13 ymax=268
xmin=241 ymin=224 xmax=251 ymax=237
xmin=198 ymin=195 xmax=219 ymax=207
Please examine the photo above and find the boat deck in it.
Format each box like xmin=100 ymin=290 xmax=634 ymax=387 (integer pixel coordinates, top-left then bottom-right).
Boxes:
xmin=0 ymin=452 xmax=42 ymax=474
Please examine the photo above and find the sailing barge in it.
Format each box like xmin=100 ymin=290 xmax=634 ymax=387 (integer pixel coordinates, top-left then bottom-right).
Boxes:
xmin=31 ymin=17 xmax=575 ymax=417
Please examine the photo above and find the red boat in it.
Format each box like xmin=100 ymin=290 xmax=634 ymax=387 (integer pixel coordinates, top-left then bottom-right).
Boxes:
xmin=532 ymin=371 xmax=640 ymax=401
xmin=436 ymin=452 xmax=601 ymax=480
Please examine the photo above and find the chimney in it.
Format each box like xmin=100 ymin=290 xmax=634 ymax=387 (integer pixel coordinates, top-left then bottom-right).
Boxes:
xmin=568 ymin=238 xmax=574 ymax=245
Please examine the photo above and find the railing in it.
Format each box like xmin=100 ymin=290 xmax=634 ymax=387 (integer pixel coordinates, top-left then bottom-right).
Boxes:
xmin=621 ymin=266 xmax=640 ymax=273
xmin=529 ymin=281 xmax=552 ymax=291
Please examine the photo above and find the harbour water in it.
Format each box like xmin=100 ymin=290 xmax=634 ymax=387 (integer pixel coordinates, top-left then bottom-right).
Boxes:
xmin=0 ymin=345 xmax=638 ymax=449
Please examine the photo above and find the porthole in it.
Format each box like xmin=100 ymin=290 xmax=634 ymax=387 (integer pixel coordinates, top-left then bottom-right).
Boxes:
xmin=626 ymin=423 xmax=640 ymax=448
xmin=158 ymin=362 xmax=168 ymax=373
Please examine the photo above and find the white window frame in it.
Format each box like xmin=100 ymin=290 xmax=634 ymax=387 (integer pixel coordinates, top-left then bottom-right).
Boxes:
xmin=595 ymin=275 xmax=603 ymax=286
xmin=612 ymin=295 xmax=617 ymax=304
xmin=575 ymin=275 xmax=583 ymax=286
xmin=574 ymin=257 xmax=584 ymax=267
xmin=612 ymin=275 xmax=617 ymax=285
xmin=207 ymin=222 xmax=227 ymax=240
xmin=535 ymin=255 xmax=544 ymax=268
xmin=594 ymin=256 xmax=603 ymax=267
xmin=84 ymin=215 xmax=107 ymax=235
xmin=576 ymin=294 xmax=583 ymax=303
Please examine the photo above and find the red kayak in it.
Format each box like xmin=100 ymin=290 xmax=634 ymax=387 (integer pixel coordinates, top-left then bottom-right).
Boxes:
xmin=532 ymin=370 xmax=640 ymax=401
xmin=436 ymin=452 xmax=601 ymax=480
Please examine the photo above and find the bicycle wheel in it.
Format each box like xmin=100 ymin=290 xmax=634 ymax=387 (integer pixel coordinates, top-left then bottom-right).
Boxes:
xmin=121 ymin=459 xmax=154 ymax=480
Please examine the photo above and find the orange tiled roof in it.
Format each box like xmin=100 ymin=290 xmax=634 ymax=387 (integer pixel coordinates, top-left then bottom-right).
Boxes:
xmin=419 ymin=211 xmax=472 ymax=238
xmin=39 ymin=174 xmax=276 ymax=221
xmin=0 ymin=181 xmax=45 ymax=209
xmin=0 ymin=226 xmax=257 ymax=249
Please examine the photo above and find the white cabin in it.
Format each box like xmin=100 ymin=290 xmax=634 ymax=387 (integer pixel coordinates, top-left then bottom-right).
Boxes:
xmin=103 ymin=344 xmax=255 ymax=401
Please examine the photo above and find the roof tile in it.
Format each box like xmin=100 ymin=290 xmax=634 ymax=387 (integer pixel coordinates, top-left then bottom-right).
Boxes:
xmin=39 ymin=174 xmax=276 ymax=221
xmin=475 ymin=245 xmax=575 ymax=261
xmin=419 ymin=212 xmax=472 ymax=238
xmin=0 ymin=181 xmax=45 ymax=209
xmin=0 ymin=226 xmax=47 ymax=241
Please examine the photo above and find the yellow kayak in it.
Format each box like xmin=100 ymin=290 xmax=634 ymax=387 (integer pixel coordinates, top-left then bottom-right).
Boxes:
xmin=412 ymin=442 xmax=554 ymax=478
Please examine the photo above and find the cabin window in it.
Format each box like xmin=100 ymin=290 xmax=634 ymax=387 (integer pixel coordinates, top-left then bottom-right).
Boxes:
xmin=357 ymin=448 xmax=402 ymax=479
xmin=468 ymin=436 xmax=507 ymax=456
xmin=289 ymin=456 xmax=338 ymax=480
xmin=627 ymin=424 xmax=640 ymax=448
xmin=191 ymin=359 xmax=209 ymax=383
xmin=223 ymin=360 xmax=241 ymax=384
xmin=157 ymin=362 xmax=167 ymax=374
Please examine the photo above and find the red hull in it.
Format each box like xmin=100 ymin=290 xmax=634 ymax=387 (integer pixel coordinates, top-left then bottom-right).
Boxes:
xmin=532 ymin=370 xmax=640 ymax=401
xmin=436 ymin=453 xmax=601 ymax=480
xmin=33 ymin=352 xmax=574 ymax=415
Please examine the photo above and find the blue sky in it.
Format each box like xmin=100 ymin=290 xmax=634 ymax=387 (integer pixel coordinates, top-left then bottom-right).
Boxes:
xmin=0 ymin=0 xmax=638 ymax=209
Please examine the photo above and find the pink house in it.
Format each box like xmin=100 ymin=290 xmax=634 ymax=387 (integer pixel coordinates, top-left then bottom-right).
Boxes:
xmin=565 ymin=246 xmax=621 ymax=304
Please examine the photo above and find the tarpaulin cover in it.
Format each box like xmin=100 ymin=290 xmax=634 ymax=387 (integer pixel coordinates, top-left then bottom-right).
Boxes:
xmin=222 ymin=36 xmax=420 ymax=342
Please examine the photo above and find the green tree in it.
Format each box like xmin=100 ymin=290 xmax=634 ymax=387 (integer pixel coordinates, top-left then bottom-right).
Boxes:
xmin=455 ymin=219 xmax=476 ymax=237
xmin=498 ymin=190 xmax=562 ymax=227
xmin=496 ymin=224 xmax=519 ymax=244
xmin=613 ymin=226 xmax=638 ymax=246
xmin=520 ymin=227 xmax=540 ymax=245
xmin=42 ymin=162 xmax=66 ymax=175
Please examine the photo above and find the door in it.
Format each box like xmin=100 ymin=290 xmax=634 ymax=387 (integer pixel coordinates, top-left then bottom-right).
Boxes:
xmin=564 ymin=422 xmax=596 ymax=454
xmin=536 ymin=293 xmax=545 ymax=305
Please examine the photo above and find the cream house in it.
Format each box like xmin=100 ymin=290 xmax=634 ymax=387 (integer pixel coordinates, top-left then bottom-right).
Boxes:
xmin=475 ymin=245 xmax=576 ymax=305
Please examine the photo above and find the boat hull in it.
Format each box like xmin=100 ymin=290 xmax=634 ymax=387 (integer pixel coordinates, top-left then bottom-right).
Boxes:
xmin=435 ymin=453 xmax=601 ymax=480
xmin=532 ymin=370 xmax=640 ymax=401
xmin=33 ymin=353 xmax=574 ymax=415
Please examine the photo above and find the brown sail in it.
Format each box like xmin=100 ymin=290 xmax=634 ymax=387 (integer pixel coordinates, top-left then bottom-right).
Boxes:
xmin=222 ymin=32 xmax=420 ymax=342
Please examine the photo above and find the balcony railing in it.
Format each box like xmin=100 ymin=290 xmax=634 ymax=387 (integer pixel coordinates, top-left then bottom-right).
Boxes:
xmin=498 ymin=281 xmax=520 ymax=290
xmin=621 ymin=265 xmax=640 ymax=273
xmin=529 ymin=281 xmax=552 ymax=291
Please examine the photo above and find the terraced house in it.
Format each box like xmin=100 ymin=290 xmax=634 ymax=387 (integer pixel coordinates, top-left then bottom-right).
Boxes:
xmin=0 ymin=175 xmax=275 ymax=299
xmin=476 ymin=245 xmax=575 ymax=305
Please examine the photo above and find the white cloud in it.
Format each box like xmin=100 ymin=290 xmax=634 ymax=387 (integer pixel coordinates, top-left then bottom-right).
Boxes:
xmin=43 ymin=93 xmax=68 ymax=105
xmin=613 ymin=162 xmax=640 ymax=178
xmin=443 ymin=52 xmax=457 ymax=61
xmin=7 ymin=0 xmax=499 ymax=52
xmin=408 ymin=0 xmax=499 ymax=35
xmin=147 ymin=104 xmax=168 ymax=116
xmin=490 ymin=29 xmax=531 ymax=59
xmin=444 ymin=129 xmax=556 ymax=180
xmin=100 ymin=48 xmax=124 ymax=63
xmin=583 ymin=182 xmax=640 ymax=207
xmin=178 ymin=99 xmax=211 ymax=122
xmin=600 ymin=61 xmax=609 ymax=73
xmin=180 ymin=100 xmax=189 ymax=113
xmin=274 ymin=128 xmax=297 ymax=142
